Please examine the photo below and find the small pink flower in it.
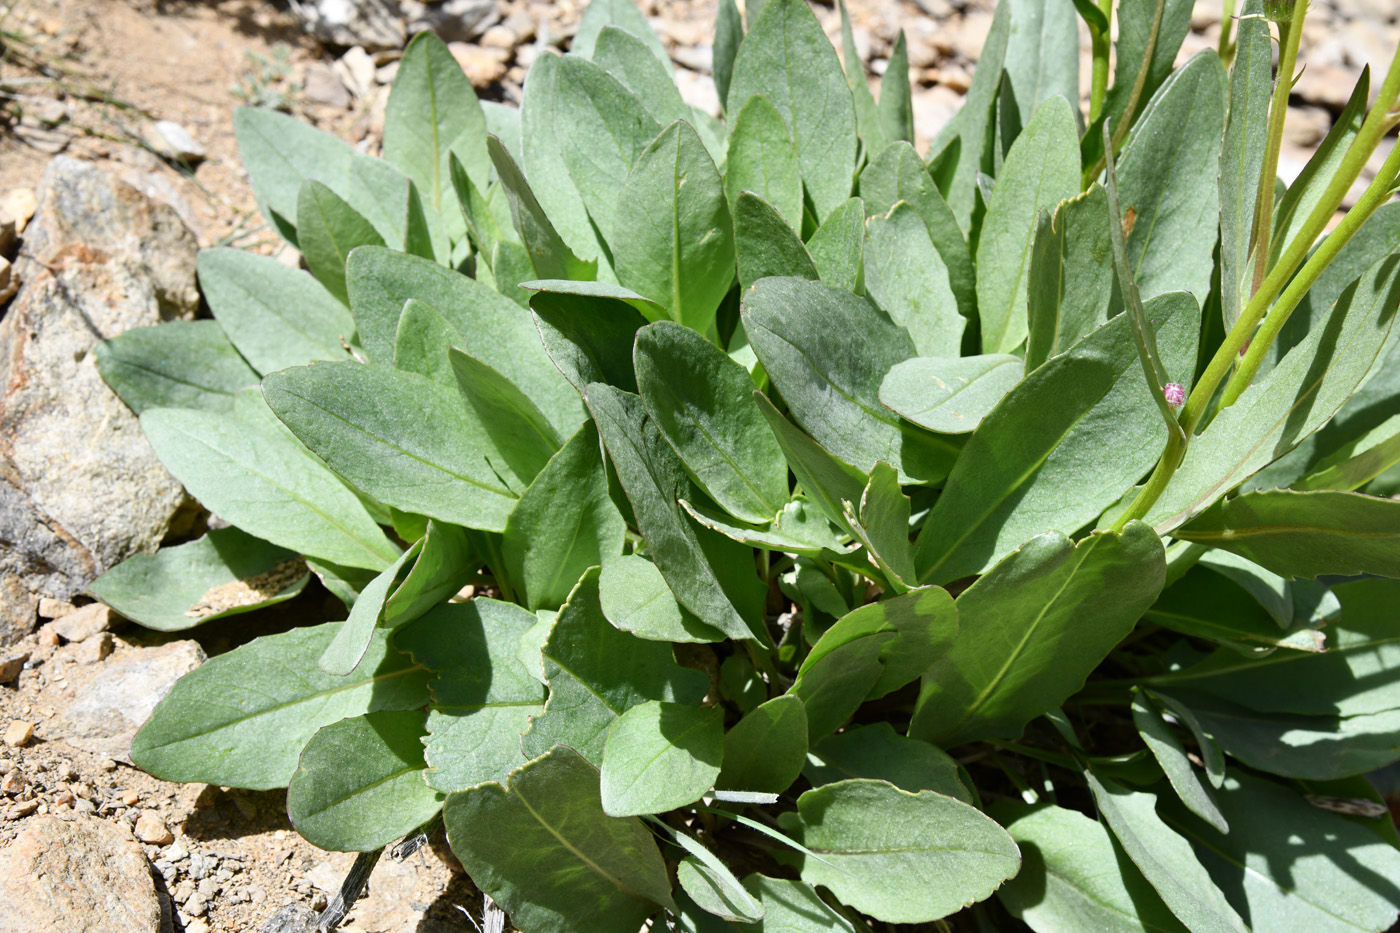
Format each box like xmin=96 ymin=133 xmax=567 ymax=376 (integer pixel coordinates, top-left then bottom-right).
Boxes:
xmin=1163 ymin=383 xmax=1186 ymax=407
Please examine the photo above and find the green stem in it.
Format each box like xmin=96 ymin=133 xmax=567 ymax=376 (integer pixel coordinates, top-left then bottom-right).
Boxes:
xmin=1111 ymin=428 xmax=1185 ymax=529
xmin=1217 ymin=0 xmax=1237 ymax=61
xmin=1173 ymin=43 xmax=1400 ymax=443
xmin=1088 ymin=0 xmax=1114 ymax=122
xmin=1223 ymin=142 xmax=1400 ymax=405
xmin=1247 ymin=0 xmax=1307 ymax=300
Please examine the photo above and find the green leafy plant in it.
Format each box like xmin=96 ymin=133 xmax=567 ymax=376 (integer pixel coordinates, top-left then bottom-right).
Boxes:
xmin=92 ymin=0 xmax=1400 ymax=929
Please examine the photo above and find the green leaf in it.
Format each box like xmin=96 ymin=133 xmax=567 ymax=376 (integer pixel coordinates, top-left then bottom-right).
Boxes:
xmin=788 ymin=779 xmax=1021 ymax=923
xmin=131 ymin=622 xmax=430 ymax=789
xmin=1144 ymin=566 xmax=1324 ymax=652
xmin=523 ymin=567 xmax=709 ymax=765
xmin=838 ymin=0 xmax=885 ymax=156
xmin=742 ymin=276 xmax=958 ymax=483
xmin=1198 ymin=543 xmax=1293 ymax=627
xmin=1090 ymin=0 xmax=1194 ymax=166
xmin=612 ymin=121 xmax=734 ymax=333
xmin=726 ymin=94 xmax=804 ymax=231
xmin=877 ymin=31 xmax=914 ymax=146
xmin=1152 ymin=579 xmax=1400 ymax=717
xmin=1217 ymin=0 xmax=1271 ymax=332
xmin=995 ymin=802 xmax=1189 ymax=933
xmin=393 ymin=298 xmax=459 ymax=384
xmin=714 ymin=0 xmax=742 ymax=113
xmin=928 ymin=0 xmax=1009 ymax=228
xmin=89 ymin=527 xmax=306 ymax=632
xmin=1114 ymin=51 xmax=1227 ymax=304
xmin=96 ymin=320 xmax=258 ymax=415
xmin=1169 ymin=689 xmax=1400 ymax=780
xmin=520 ymin=54 xmax=611 ymax=267
xmin=384 ymin=519 xmax=479 ymax=627
xmin=728 ymin=0 xmax=857 ymax=219
xmin=588 ymin=384 xmax=766 ymax=641
xmin=732 ymin=191 xmax=819 ymax=290
xmin=911 ymin=523 xmax=1165 ymax=746
xmin=504 ymin=420 xmax=625 ymax=611
xmin=345 ymin=248 xmax=585 ymax=438
xmin=806 ymin=197 xmax=866 ymax=293
xmin=681 ymin=498 xmax=850 ymax=563
xmin=1132 ymin=690 xmax=1227 ymax=832
xmin=1296 ymin=413 xmax=1400 ymax=491
xmin=287 ymin=710 xmax=442 ymax=852
xmin=320 ymin=541 xmax=422 ymax=677
xmin=1161 ymin=769 xmax=1400 ymax=933
xmin=529 ymin=285 xmax=651 ymax=395
xmin=864 ymin=202 xmax=965 ymax=357
xmin=858 ymin=141 xmax=977 ymax=325
xmin=717 ymin=695 xmax=807 ymax=794
xmin=572 ymin=0 xmax=670 ymax=69
xmin=753 ymin=392 xmax=866 ymax=530
xmin=234 ymin=106 xmax=355 ymax=240
xmin=296 ymin=180 xmax=385 ymax=306
xmin=599 ymin=553 xmax=725 ymax=643
xmin=594 ymin=26 xmax=689 ymax=126
xmin=1003 ymin=0 xmax=1079 ymax=126
xmin=635 ymin=321 xmax=788 ymax=523
xmin=556 ymin=54 xmax=661 ymax=240
xmin=1175 ymin=490 xmax=1400 ymax=580
xmin=1086 ymin=772 xmax=1251 ymax=933
xmin=384 ymin=30 xmax=489 ymax=215
xmin=484 ymin=136 xmax=595 ymax=281
xmin=803 ymin=722 xmax=969 ymax=802
xmin=600 ymin=701 xmax=723 ymax=816
xmin=880 ymin=354 xmax=1023 ymax=434
xmin=1151 ymin=254 xmax=1400 ymax=530
xmin=977 ymin=96 xmax=1081 ymax=354
xmin=262 ymin=362 xmax=519 ymax=532
xmin=677 ymin=855 xmax=764 ymax=924
xmin=789 ymin=633 xmax=883 ymax=739
xmin=742 ymin=876 xmax=856 ymax=932
xmin=450 ymin=346 xmax=562 ymax=488
xmin=1025 ymin=184 xmax=1115 ymax=371
xmin=801 ymin=582 xmax=958 ymax=701
xmin=139 ymin=406 xmax=398 ymax=570
xmin=392 ymin=599 xmax=544 ymax=792
xmin=915 ymin=292 xmax=1198 ymax=583
xmin=444 ymin=745 xmax=675 ymax=933
xmin=845 ymin=461 xmax=915 ymax=590
xmin=196 ymin=248 xmax=353 ymax=374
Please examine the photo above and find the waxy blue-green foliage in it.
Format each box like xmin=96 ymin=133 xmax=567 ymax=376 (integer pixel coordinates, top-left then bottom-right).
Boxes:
xmin=94 ymin=0 xmax=1400 ymax=929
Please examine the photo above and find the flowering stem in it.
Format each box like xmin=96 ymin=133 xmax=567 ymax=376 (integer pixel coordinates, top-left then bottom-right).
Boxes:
xmin=1246 ymin=0 xmax=1307 ymax=300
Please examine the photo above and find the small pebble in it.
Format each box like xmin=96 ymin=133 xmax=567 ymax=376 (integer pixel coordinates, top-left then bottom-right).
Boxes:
xmin=38 ymin=628 xmax=60 ymax=649
xmin=186 ymin=920 xmax=211 ymax=933
xmin=135 ymin=810 xmax=174 ymax=845
xmin=173 ymin=880 xmax=195 ymax=904
xmin=0 ymin=773 xmax=24 ymax=795
xmin=310 ymin=891 xmax=328 ymax=912
xmin=7 ymin=799 xmax=38 ymax=819
xmin=52 ymin=790 xmax=74 ymax=807
xmin=3 ymin=721 xmax=33 ymax=748
xmin=74 ymin=631 xmax=113 ymax=664
xmin=120 ymin=788 xmax=139 ymax=806
xmin=99 ymin=758 xmax=117 ymax=772
xmin=184 ymin=893 xmax=208 ymax=917
xmin=74 ymin=798 xmax=95 ymax=814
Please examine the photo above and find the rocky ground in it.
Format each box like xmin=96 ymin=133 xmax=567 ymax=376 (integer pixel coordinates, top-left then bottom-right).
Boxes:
xmin=0 ymin=0 xmax=1394 ymax=931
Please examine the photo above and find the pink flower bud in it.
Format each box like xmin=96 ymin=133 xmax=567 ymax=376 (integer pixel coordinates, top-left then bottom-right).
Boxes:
xmin=1164 ymin=383 xmax=1186 ymax=407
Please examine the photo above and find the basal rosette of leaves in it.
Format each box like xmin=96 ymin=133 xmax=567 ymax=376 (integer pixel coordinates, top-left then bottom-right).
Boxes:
xmin=89 ymin=0 xmax=1400 ymax=928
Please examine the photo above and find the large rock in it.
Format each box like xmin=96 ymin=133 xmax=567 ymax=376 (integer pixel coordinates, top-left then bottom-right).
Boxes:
xmin=0 ymin=156 xmax=199 ymax=643
xmin=47 ymin=639 xmax=206 ymax=762
xmin=0 ymin=815 xmax=162 ymax=933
